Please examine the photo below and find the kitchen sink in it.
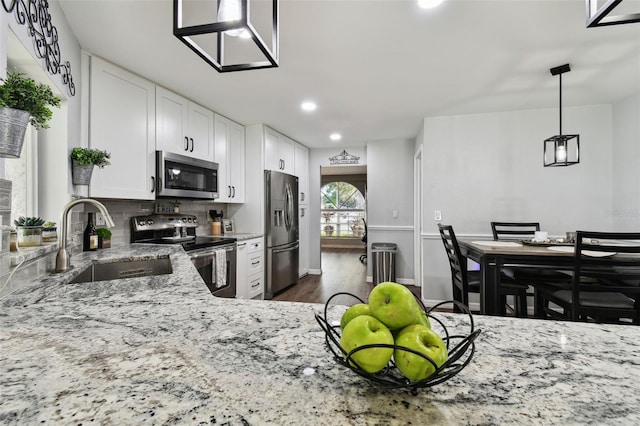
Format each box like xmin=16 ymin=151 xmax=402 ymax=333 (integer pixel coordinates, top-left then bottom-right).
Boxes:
xmin=70 ymin=257 xmax=173 ymax=283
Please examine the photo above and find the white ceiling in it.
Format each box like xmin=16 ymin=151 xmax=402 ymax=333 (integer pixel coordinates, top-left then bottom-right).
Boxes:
xmin=56 ymin=0 xmax=640 ymax=149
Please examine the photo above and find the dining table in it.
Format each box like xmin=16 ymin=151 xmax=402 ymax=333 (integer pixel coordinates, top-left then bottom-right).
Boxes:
xmin=458 ymin=239 xmax=577 ymax=316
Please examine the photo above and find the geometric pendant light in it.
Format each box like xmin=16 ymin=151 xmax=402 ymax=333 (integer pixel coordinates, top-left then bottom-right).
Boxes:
xmin=173 ymin=0 xmax=279 ymax=73
xmin=543 ymin=64 xmax=580 ymax=167
xmin=586 ymin=0 xmax=640 ymax=28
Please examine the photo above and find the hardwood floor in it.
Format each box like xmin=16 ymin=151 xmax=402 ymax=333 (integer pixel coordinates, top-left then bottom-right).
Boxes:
xmin=273 ymin=247 xmax=421 ymax=305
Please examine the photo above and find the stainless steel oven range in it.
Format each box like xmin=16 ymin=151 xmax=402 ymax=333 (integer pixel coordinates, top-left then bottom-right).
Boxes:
xmin=130 ymin=214 xmax=237 ymax=298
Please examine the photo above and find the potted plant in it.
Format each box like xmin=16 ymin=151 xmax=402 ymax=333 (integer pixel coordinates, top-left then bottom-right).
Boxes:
xmin=42 ymin=221 xmax=57 ymax=242
xmin=324 ymin=224 xmax=335 ymax=236
xmin=70 ymin=147 xmax=111 ymax=185
xmin=96 ymin=228 xmax=112 ymax=249
xmin=0 ymin=71 xmax=61 ymax=158
xmin=13 ymin=216 xmax=45 ymax=247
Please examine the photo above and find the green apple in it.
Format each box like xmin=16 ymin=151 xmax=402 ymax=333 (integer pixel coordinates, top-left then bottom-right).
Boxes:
xmin=394 ymin=324 xmax=448 ymax=381
xmin=418 ymin=311 xmax=431 ymax=329
xmin=340 ymin=315 xmax=394 ymax=373
xmin=340 ymin=303 xmax=372 ymax=330
xmin=368 ymin=282 xmax=421 ymax=330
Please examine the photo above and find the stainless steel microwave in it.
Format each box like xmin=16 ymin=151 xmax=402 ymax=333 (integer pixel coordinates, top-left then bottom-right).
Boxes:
xmin=156 ymin=151 xmax=219 ymax=199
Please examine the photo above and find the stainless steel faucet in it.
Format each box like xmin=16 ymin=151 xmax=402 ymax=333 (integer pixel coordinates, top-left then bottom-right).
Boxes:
xmin=55 ymin=198 xmax=115 ymax=273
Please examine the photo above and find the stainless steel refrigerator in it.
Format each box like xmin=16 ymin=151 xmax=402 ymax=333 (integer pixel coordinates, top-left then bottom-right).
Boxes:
xmin=264 ymin=170 xmax=299 ymax=299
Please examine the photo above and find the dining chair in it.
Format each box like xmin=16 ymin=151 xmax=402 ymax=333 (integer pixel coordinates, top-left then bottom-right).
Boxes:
xmin=537 ymin=231 xmax=640 ymax=325
xmin=490 ymin=221 xmax=572 ymax=317
xmin=438 ymin=224 xmax=528 ymax=317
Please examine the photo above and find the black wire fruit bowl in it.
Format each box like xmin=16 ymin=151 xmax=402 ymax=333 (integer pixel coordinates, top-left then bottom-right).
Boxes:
xmin=315 ymin=292 xmax=481 ymax=395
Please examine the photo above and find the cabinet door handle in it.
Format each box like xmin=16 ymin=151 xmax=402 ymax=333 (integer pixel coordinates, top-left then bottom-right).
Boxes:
xmin=232 ymin=186 xmax=235 ymax=198
xmin=189 ymin=138 xmax=194 ymax=152
xmin=301 ymin=208 xmax=305 ymax=217
xmin=228 ymin=185 xmax=232 ymax=197
xmin=151 ymin=176 xmax=155 ymax=193
xmin=301 ymin=192 xmax=305 ymax=202
xmin=184 ymin=136 xmax=189 ymax=151
xmin=251 ymin=260 xmax=260 ymax=266
xmin=251 ymin=281 xmax=261 ymax=289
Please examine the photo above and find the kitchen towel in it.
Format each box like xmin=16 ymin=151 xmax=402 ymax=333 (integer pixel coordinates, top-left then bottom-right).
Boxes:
xmin=214 ymin=249 xmax=227 ymax=288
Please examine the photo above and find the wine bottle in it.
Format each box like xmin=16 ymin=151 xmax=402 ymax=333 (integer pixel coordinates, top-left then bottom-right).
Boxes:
xmin=83 ymin=212 xmax=98 ymax=251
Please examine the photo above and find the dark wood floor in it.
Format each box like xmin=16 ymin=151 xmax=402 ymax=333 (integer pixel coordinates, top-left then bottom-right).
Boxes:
xmin=273 ymin=247 xmax=421 ymax=305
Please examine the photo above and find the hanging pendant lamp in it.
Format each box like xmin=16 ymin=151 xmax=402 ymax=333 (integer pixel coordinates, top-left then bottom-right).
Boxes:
xmin=173 ymin=0 xmax=279 ymax=73
xmin=586 ymin=0 xmax=640 ymax=28
xmin=543 ymin=64 xmax=580 ymax=167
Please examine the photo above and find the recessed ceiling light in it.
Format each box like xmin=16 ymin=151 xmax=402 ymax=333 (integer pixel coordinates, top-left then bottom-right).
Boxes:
xmin=330 ymin=133 xmax=342 ymax=141
xmin=418 ymin=0 xmax=446 ymax=9
xmin=301 ymin=101 xmax=317 ymax=112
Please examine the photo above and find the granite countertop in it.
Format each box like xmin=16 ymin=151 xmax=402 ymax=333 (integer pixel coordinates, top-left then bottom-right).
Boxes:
xmin=1 ymin=245 xmax=640 ymax=425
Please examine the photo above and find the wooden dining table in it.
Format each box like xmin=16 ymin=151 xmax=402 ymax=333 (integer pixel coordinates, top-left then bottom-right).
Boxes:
xmin=458 ymin=239 xmax=576 ymax=316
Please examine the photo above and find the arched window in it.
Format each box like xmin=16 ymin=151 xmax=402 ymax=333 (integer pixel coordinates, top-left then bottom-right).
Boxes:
xmin=320 ymin=182 xmax=365 ymax=238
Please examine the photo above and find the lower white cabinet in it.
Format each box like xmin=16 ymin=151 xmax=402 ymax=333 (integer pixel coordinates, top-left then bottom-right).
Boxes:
xmin=236 ymin=237 xmax=264 ymax=299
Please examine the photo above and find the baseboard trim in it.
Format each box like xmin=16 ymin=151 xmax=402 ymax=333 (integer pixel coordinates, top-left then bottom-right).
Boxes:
xmin=366 ymin=276 xmax=415 ymax=285
xmin=308 ymin=269 xmax=322 ymax=275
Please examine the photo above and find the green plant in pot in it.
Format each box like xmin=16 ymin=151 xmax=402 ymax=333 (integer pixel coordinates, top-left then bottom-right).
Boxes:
xmin=0 ymin=71 xmax=62 ymax=158
xmin=96 ymin=227 xmax=112 ymax=249
xmin=13 ymin=216 xmax=46 ymax=247
xmin=70 ymin=147 xmax=111 ymax=185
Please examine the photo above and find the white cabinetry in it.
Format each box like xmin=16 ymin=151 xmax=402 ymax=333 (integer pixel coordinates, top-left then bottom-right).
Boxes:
xmin=294 ymin=143 xmax=309 ymax=204
xmin=237 ymin=237 xmax=264 ymax=300
xmin=88 ymin=56 xmax=156 ymax=200
xmin=156 ymin=86 xmax=214 ymax=161
xmin=264 ymin=126 xmax=294 ymax=174
xmin=214 ymin=114 xmax=245 ymax=203
xmin=298 ymin=206 xmax=309 ymax=277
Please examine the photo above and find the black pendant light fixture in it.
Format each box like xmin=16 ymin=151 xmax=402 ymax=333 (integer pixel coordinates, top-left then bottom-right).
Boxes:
xmin=586 ymin=0 xmax=640 ymax=27
xmin=543 ymin=64 xmax=580 ymax=167
xmin=173 ymin=0 xmax=279 ymax=73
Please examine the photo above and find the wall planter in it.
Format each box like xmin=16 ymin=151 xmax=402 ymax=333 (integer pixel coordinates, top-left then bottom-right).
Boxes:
xmin=70 ymin=147 xmax=111 ymax=186
xmin=0 ymin=108 xmax=31 ymax=158
xmin=0 ymin=71 xmax=61 ymax=158
xmin=72 ymin=160 xmax=94 ymax=185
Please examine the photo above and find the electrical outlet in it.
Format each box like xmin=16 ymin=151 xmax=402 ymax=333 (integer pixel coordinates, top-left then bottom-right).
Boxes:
xmin=392 ymin=209 xmax=399 ymax=219
xmin=434 ymin=211 xmax=442 ymax=221
xmin=95 ymin=213 xmax=106 ymax=226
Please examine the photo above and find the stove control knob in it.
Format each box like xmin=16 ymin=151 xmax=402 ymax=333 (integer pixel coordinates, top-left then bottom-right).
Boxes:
xmin=182 ymin=218 xmax=187 ymax=223
xmin=193 ymin=218 xmax=198 ymax=224
xmin=148 ymin=219 xmax=154 ymax=225
xmin=139 ymin=220 xmax=146 ymax=226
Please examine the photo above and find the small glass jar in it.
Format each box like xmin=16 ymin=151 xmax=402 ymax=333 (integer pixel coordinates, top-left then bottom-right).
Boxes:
xmin=16 ymin=226 xmax=43 ymax=247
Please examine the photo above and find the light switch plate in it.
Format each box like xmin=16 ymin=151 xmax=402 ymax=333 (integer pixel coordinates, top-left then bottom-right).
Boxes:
xmin=95 ymin=213 xmax=106 ymax=226
xmin=434 ymin=211 xmax=442 ymax=221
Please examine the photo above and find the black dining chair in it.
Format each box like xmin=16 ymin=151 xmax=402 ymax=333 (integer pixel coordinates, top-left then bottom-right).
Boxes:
xmin=537 ymin=231 xmax=640 ymax=325
xmin=438 ymin=224 xmax=528 ymax=317
xmin=359 ymin=218 xmax=367 ymax=263
xmin=491 ymin=221 xmax=572 ymax=317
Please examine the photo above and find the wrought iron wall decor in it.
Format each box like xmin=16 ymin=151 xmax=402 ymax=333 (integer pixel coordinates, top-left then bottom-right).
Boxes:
xmin=543 ymin=64 xmax=579 ymax=167
xmin=2 ymin=0 xmax=75 ymax=96
xmin=329 ymin=150 xmax=360 ymax=165
xmin=586 ymin=0 xmax=640 ymax=27
xmin=173 ymin=0 xmax=279 ymax=73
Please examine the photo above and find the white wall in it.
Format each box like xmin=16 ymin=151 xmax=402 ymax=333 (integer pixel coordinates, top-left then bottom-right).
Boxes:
xmin=420 ymin=104 xmax=614 ymax=302
xmin=2 ymin=0 xmax=83 ymax=223
xmin=366 ymin=139 xmax=415 ymax=283
xmin=612 ymin=92 xmax=640 ymax=231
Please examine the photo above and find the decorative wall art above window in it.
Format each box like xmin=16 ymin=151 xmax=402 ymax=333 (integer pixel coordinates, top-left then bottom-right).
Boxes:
xmin=329 ymin=150 xmax=360 ymax=165
xmin=1 ymin=0 xmax=75 ymax=96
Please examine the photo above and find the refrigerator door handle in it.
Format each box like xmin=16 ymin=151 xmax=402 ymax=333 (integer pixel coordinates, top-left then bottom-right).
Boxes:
xmin=273 ymin=242 xmax=299 ymax=254
xmin=284 ymin=183 xmax=294 ymax=230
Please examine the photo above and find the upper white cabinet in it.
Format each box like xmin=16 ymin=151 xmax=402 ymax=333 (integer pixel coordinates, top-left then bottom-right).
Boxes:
xmin=156 ymin=86 xmax=214 ymax=162
xmin=294 ymin=143 xmax=309 ymax=204
xmin=214 ymin=114 xmax=245 ymax=203
xmin=264 ymin=126 xmax=294 ymax=174
xmin=88 ymin=56 xmax=156 ymax=200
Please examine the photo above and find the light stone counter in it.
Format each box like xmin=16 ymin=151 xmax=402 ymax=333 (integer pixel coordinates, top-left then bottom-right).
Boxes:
xmin=1 ymin=244 xmax=640 ymax=425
